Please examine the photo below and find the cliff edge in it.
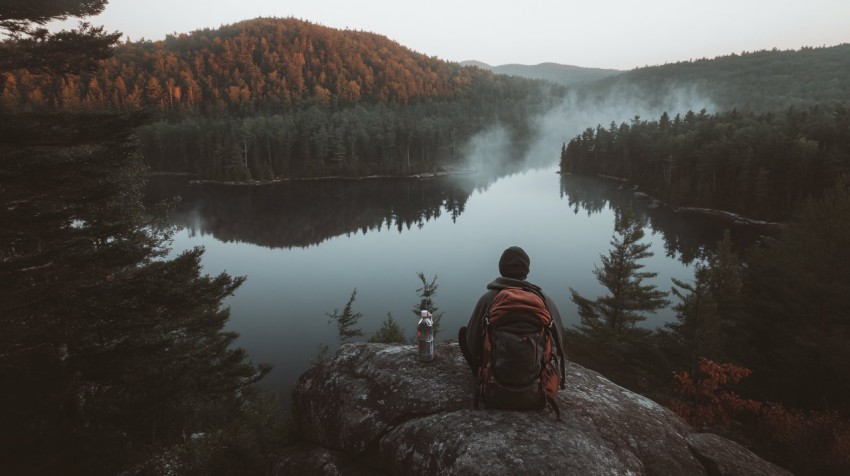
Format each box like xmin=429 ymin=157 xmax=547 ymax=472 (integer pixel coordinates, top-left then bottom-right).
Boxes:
xmin=273 ymin=342 xmax=789 ymax=475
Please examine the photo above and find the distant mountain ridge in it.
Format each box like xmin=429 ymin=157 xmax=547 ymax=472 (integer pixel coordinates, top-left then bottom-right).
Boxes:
xmin=579 ymin=44 xmax=850 ymax=112
xmin=462 ymin=60 xmax=621 ymax=87
xmin=466 ymin=43 xmax=850 ymax=113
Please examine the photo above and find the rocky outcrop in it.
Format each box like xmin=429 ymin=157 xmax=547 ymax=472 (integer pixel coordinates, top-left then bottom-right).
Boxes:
xmin=274 ymin=343 xmax=790 ymax=475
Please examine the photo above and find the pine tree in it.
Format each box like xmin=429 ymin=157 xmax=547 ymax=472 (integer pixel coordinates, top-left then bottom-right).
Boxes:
xmin=412 ymin=272 xmax=444 ymax=336
xmin=369 ymin=312 xmax=406 ymax=344
xmin=326 ymin=288 xmax=364 ymax=343
xmin=567 ymin=210 xmax=670 ymax=394
xmin=0 ymin=4 xmax=278 ymax=472
xmin=742 ymin=178 xmax=850 ymax=410
xmin=664 ymin=230 xmax=743 ymax=373
xmin=0 ymin=1 xmax=121 ymax=74
xmin=570 ymin=210 xmax=670 ymax=334
xmin=0 ymin=113 xmax=269 ymax=473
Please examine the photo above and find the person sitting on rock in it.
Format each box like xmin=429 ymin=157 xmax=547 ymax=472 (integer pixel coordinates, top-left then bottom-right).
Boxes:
xmin=458 ymin=246 xmax=566 ymax=375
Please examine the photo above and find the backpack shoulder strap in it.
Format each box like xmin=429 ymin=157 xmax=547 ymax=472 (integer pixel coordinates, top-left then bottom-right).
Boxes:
xmin=547 ymin=396 xmax=562 ymax=420
xmin=532 ymin=288 xmax=567 ymax=391
xmin=546 ymin=322 xmax=567 ymax=390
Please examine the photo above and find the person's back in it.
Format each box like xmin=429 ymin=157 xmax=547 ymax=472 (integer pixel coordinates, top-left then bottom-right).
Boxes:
xmin=459 ymin=246 xmax=566 ymax=415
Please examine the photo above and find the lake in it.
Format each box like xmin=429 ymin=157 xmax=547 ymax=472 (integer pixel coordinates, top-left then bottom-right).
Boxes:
xmin=145 ymin=163 xmax=766 ymax=406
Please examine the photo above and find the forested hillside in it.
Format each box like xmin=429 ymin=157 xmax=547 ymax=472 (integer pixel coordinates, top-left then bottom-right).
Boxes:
xmin=0 ymin=17 xmax=558 ymax=180
xmin=584 ymin=44 xmax=850 ymax=112
xmin=2 ymin=17 xmax=488 ymax=112
xmin=578 ymin=44 xmax=850 ymax=112
xmin=559 ymin=44 xmax=850 ymax=221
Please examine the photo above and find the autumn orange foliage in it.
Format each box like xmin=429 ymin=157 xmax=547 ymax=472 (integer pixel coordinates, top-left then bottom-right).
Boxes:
xmin=669 ymin=358 xmax=850 ymax=474
xmin=669 ymin=357 xmax=762 ymax=429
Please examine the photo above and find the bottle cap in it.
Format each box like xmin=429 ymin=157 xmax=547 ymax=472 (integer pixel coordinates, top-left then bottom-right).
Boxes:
xmin=421 ymin=310 xmax=429 ymax=317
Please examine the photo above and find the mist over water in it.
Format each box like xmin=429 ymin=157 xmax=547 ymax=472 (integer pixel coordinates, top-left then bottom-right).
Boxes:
xmin=462 ymin=83 xmax=717 ymax=174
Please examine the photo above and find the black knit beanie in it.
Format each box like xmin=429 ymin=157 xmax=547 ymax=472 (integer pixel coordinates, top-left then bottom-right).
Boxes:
xmin=498 ymin=246 xmax=530 ymax=280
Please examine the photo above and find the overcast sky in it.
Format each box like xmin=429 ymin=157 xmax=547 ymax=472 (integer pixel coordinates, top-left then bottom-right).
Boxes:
xmin=55 ymin=0 xmax=850 ymax=70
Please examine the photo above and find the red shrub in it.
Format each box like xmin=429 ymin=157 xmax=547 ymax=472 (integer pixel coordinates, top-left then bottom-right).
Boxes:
xmin=669 ymin=358 xmax=761 ymax=429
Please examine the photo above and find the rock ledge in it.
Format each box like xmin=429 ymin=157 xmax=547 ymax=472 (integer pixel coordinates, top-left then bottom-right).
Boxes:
xmin=274 ymin=342 xmax=789 ymax=475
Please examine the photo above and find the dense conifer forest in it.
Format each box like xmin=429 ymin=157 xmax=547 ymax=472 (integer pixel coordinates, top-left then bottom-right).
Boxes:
xmin=560 ymin=105 xmax=850 ymax=220
xmin=1 ymin=5 xmax=288 ymax=474
xmin=558 ymin=45 xmax=850 ymax=476
xmin=562 ymin=181 xmax=850 ymax=475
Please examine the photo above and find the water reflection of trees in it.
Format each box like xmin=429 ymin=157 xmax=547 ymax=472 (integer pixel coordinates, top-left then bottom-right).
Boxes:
xmin=559 ymin=174 xmax=769 ymax=263
xmin=146 ymin=170 xmax=773 ymax=257
xmin=146 ymin=175 xmax=489 ymax=249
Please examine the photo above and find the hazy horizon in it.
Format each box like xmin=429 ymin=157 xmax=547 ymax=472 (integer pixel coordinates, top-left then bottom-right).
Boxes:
xmin=45 ymin=0 xmax=850 ymax=71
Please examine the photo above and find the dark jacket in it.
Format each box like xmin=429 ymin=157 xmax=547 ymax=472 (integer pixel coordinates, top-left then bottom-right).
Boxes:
xmin=463 ymin=276 xmax=566 ymax=370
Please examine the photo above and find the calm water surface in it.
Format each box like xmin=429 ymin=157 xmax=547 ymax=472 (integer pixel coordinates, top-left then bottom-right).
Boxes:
xmin=146 ymin=164 xmax=764 ymax=404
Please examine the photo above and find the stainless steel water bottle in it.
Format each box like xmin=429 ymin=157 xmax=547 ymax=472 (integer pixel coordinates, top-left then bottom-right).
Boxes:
xmin=417 ymin=310 xmax=434 ymax=361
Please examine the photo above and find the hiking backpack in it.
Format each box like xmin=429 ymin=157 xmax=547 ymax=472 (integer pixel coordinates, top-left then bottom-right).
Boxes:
xmin=476 ymin=287 xmax=566 ymax=417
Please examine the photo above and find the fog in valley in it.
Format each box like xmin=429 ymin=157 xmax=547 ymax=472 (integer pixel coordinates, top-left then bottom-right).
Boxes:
xmin=462 ymin=82 xmax=717 ymax=173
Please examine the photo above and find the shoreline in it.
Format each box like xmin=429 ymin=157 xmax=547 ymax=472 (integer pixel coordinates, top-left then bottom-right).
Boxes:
xmin=589 ymin=173 xmax=785 ymax=230
xmin=159 ymin=169 xmax=479 ymax=187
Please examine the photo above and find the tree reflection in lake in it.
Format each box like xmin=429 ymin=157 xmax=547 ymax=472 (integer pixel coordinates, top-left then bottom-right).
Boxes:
xmin=559 ymin=173 xmax=772 ymax=263
xmin=146 ymin=174 xmax=489 ymax=249
xmin=148 ymin=171 xmax=773 ymax=258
